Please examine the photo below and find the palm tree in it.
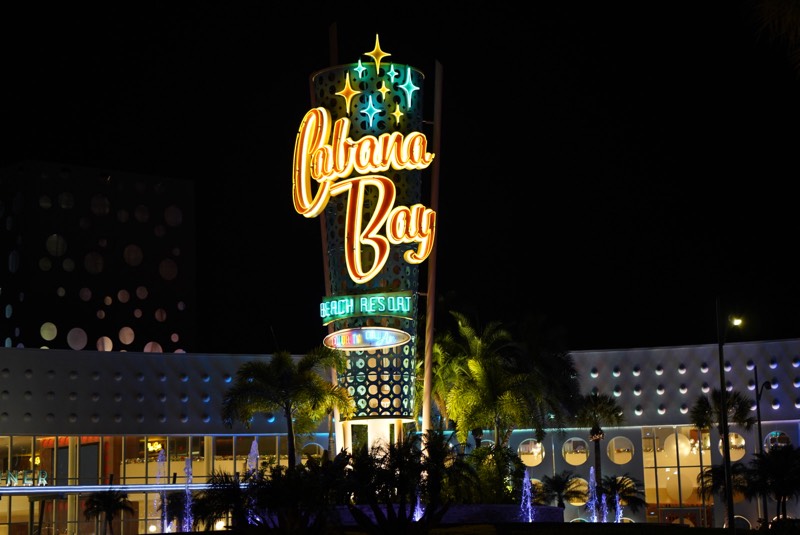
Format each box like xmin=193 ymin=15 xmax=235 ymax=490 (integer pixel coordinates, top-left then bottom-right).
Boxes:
xmin=697 ymin=461 xmax=750 ymax=518
xmin=439 ymin=311 xmax=527 ymax=449
xmin=689 ymin=387 xmax=756 ymax=523
xmin=447 ymin=355 xmax=529 ymax=450
xmin=259 ymin=454 xmax=351 ymax=534
xmin=420 ymin=428 xmax=480 ymax=507
xmin=465 ymin=443 xmax=526 ymax=504
xmin=221 ymin=346 xmax=354 ymax=468
xmin=341 ymin=429 xmax=480 ymax=532
xmin=343 ymin=432 xmax=428 ymax=533
xmin=414 ymin=333 xmax=460 ymax=430
xmin=597 ymin=474 xmax=647 ymax=520
xmin=573 ymin=389 xmax=624 ymax=484
xmin=539 ymin=470 xmax=586 ymax=508
xmin=748 ymin=0 xmax=800 ymax=74
xmin=191 ymin=469 xmax=267 ymax=531
xmin=511 ymin=313 xmax=580 ymax=443
xmin=82 ymin=489 xmax=135 ymax=535
xmin=689 ymin=388 xmax=756 ymax=435
xmin=747 ymin=444 xmax=800 ymax=524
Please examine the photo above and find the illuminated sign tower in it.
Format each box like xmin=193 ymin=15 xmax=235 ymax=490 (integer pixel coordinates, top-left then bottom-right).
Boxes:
xmin=293 ymin=35 xmax=436 ymax=442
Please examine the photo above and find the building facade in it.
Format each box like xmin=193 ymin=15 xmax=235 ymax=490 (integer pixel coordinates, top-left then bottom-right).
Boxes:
xmin=518 ymin=340 xmax=800 ymax=528
xmin=0 ymin=160 xmax=197 ymax=354
xmin=0 ymin=348 xmax=322 ymax=534
xmin=2 ymin=161 xmax=798 ymax=532
xmin=0 ymin=339 xmax=798 ymax=533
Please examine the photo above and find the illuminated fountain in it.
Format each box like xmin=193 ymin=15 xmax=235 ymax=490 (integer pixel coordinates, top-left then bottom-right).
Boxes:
xmin=586 ymin=466 xmax=598 ymax=523
xmin=520 ymin=469 xmax=534 ymax=522
xmin=155 ymin=449 xmax=169 ymax=532
xmin=413 ymin=493 xmax=424 ymax=521
xmin=182 ymin=456 xmax=193 ymax=532
xmin=600 ymin=492 xmax=608 ymax=522
xmin=247 ymin=437 xmax=259 ymax=474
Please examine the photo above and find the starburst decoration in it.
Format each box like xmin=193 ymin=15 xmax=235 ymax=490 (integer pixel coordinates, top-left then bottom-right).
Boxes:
xmin=336 ymin=72 xmax=361 ymax=115
xmin=359 ymin=95 xmax=382 ymax=127
xmin=387 ymin=64 xmax=399 ymax=82
xmin=391 ymin=105 xmax=404 ymax=125
xmin=354 ymin=59 xmax=367 ymax=78
xmin=364 ymin=34 xmax=391 ymax=74
xmin=399 ymin=67 xmax=419 ymax=107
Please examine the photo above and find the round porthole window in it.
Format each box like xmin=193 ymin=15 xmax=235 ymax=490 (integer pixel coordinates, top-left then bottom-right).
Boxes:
xmin=719 ymin=432 xmax=746 ymax=461
xmin=562 ymin=437 xmax=589 ymax=466
xmin=518 ymin=438 xmax=545 ymax=467
xmin=607 ymin=436 xmax=634 ymax=465
xmin=764 ymin=431 xmax=791 ymax=452
xmin=567 ymin=477 xmax=589 ymax=506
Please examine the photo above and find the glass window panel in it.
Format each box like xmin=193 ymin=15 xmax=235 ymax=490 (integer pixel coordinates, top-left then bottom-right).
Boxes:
xmin=680 ymin=466 xmax=704 ymax=505
xmin=169 ymin=436 xmax=192 ymax=484
xmin=643 ymin=467 xmax=659 ymax=504
xmin=34 ymin=436 xmax=54 ymax=487
xmin=123 ymin=435 xmax=146 ymax=484
xmin=103 ymin=437 xmax=123 ymax=485
xmin=169 ymin=437 xmax=189 ymax=461
xmin=145 ymin=436 xmax=167 ymax=481
xmin=641 ymin=427 xmax=658 ymax=468
xmin=213 ymin=437 xmax=235 ymax=476
xmin=78 ymin=437 xmax=100 ymax=485
xmin=11 ymin=436 xmax=33 ymax=473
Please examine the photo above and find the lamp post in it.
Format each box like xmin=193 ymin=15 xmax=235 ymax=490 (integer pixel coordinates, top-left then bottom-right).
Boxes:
xmin=754 ymin=365 xmax=772 ymax=527
xmin=716 ymin=298 xmax=742 ymax=531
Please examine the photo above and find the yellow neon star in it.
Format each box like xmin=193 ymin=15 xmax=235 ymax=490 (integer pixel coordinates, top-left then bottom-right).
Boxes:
xmin=365 ymin=34 xmax=391 ymax=75
xmin=336 ymin=72 xmax=361 ymax=115
xmin=377 ymin=80 xmax=391 ymax=101
xmin=391 ymin=105 xmax=404 ymax=125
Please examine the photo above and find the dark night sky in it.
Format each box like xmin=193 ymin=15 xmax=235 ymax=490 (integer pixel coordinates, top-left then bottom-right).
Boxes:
xmin=3 ymin=2 xmax=800 ymax=354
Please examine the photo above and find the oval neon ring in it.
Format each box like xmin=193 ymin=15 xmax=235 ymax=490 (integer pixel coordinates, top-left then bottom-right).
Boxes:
xmin=324 ymin=326 xmax=411 ymax=351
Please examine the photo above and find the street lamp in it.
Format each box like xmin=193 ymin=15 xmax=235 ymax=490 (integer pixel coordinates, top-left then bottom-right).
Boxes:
xmin=754 ymin=365 xmax=772 ymax=527
xmin=716 ymin=298 xmax=742 ymax=531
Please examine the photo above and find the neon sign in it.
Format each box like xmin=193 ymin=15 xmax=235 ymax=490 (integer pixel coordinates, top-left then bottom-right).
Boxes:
xmin=292 ymin=35 xmax=437 ymax=285
xmin=323 ymin=326 xmax=411 ymax=351
xmin=1 ymin=470 xmax=47 ymax=486
xmin=320 ymin=290 xmax=413 ymax=325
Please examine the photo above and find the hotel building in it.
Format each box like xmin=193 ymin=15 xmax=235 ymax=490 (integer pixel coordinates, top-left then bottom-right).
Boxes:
xmin=1 ymin=161 xmax=798 ymax=532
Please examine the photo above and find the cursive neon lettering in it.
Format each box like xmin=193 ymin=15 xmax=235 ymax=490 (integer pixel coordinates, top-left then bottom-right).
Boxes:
xmin=292 ymin=107 xmax=437 ymax=284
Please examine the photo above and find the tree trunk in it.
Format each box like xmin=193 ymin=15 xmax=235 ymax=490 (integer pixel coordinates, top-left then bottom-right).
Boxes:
xmin=285 ymin=405 xmax=297 ymax=467
xmin=327 ymin=412 xmax=335 ymax=460
xmin=470 ymin=428 xmax=483 ymax=450
xmin=593 ymin=438 xmax=602 ymax=483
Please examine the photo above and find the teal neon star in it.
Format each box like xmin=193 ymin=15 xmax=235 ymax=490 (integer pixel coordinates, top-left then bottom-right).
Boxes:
xmin=359 ymin=95 xmax=382 ymax=127
xmin=355 ymin=59 xmax=367 ymax=78
xmin=387 ymin=64 xmax=399 ymax=82
xmin=399 ymin=67 xmax=419 ymax=107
